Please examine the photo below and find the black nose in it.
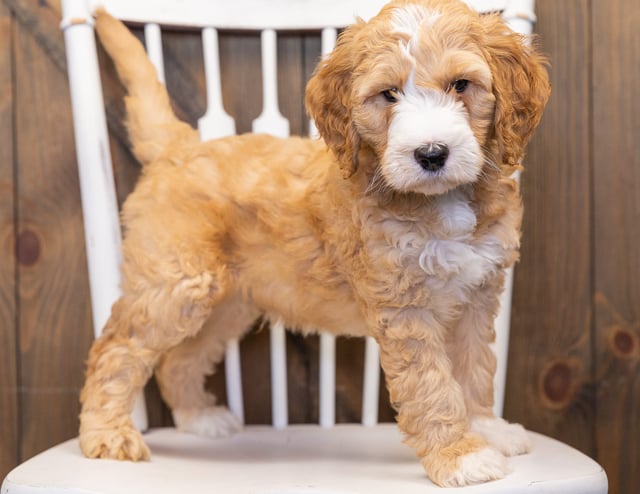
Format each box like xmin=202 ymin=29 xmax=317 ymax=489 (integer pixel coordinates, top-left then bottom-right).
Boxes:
xmin=414 ymin=143 xmax=449 ymax=172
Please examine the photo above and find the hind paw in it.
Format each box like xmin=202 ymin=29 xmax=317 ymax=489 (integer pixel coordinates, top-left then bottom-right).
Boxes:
xmin=173 ymin=406 xmax=242 ymax=438
xmin=471 ymin=416 xmax=531 ymax=456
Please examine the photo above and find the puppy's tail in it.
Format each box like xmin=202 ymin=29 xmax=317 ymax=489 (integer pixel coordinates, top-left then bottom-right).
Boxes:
xmin=94 ymin=9 xmax=198 ymax=165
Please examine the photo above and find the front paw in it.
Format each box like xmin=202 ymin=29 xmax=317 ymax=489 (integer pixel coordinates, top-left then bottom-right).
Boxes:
xmin=423 ymin=434 xmax=510 ymax=487
xmin=471 ymin=416 xmax=531 ymax=456
xmin=79 ymin=421 xmax=150 ymax=461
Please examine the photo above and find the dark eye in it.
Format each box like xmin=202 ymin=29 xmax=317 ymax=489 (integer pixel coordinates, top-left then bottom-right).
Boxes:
xmin=382 ymin=88 xmax=399 ymax=103
xmin=451 ymin=79 xmax=469 ymax=94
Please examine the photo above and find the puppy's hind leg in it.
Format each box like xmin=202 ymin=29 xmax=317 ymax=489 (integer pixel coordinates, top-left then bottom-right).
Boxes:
xmin=79 ymin=267 xmax=226 ymax=461
xmin=155 ymin=298 xmax=259 ymax=438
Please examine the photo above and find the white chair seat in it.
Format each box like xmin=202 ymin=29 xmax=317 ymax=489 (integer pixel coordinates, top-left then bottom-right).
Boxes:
xmin=3 ymin=424 xmax=607 ymax=494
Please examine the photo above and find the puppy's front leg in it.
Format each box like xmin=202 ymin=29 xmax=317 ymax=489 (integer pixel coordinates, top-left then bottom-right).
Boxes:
xmin=375 ymin=312 xmax=509 ymax=487
xmin=450 ymin=275 xmax=531 ymax=457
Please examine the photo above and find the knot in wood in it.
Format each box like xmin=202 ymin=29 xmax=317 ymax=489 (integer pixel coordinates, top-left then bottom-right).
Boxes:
xmin=609 ymin=325 xmax=638 ymax=359
xmin=16 ymin=229 xmax=41 ymax=267
xmin=540 ymin=359 xmax=577 ymax=410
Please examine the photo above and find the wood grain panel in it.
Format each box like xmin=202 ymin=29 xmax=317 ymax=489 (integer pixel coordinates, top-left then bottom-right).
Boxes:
xmin=15 ymin=6 xmax=640 ymax=482
xmin=592 ymin=0 xmax=640 ymax=492
xmin=235 ymin=326 xmax=271 ymax=424
xmin=3 ymin=0 xmax=66 ymax=73
xmin=218 ymin=32 xmax=262 ymax=134
xmin=277 ymin=32 xmax=307 ymax=136
xmin=0 ymin=3 xmax=19 ymax=480
xmin=13 ymin=17 xmax=93 ymax=460
xmin=506 ymin=0 xmax=595 ymax=454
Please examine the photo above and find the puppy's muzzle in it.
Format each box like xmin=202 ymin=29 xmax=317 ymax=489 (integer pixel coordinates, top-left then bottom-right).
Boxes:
xmin=414 ymin=143 xmax=449 ymax=172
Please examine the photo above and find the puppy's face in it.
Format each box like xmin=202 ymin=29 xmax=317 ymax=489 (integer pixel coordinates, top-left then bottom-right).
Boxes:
xmin=306 ymin=0 xmax=550 ymax=195
xmin=354 ymin=3 xmax=495 ymax=196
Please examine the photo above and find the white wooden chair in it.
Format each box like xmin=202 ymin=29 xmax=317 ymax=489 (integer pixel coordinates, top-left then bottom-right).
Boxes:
xmin=2 ymin=0 xmax=608 ymax=492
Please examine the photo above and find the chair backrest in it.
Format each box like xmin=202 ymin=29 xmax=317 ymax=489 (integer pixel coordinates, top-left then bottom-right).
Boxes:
xmin=60 ymin=0 xmax=537 ymax=432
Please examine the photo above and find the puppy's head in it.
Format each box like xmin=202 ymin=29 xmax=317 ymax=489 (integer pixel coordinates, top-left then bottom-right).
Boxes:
xmin=306 ymin=0 xmax=550 ymax=195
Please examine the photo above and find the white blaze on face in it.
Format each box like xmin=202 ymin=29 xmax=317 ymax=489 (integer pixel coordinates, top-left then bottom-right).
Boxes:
xmin=382 ymin=5 xmax=485 ymax=196
xmin=391 ymin=4 xmax=441 ymax=49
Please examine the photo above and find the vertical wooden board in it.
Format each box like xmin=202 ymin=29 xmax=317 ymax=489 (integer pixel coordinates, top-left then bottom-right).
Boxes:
xmin=278 ymin=33 xmax=320 ymax=422
xmin=277 ymin=33 xmax=306 ymax=136
xmin=238 ymin=327 xmax=272 ymax=424
xmin=0 ymin=4 xmax=18 ymax=480
xmin=335 ymin=340 xmax=365 ymax=423
xmin=303 ymin=35 xmax=321 ymax=87
xmin=219 ymin=32 xmax=262 ymax=134
xmin=303 ymin=34 xmax=321 ymax=136
xmin=335 ymin=338 xmax=395 ymax=424
xmin=506 ymin=0 xmax=595 ymax=454
xmin=14 ymin=18 xmax=93 ymax=460
xmin=287 ymin=333 xmax=319 ymax=424
xmin=592 ymin=0 xmax=640 ymax=492
xmin=108 ymin=133 xmax=140 ymax=208
xmin=161 ymin=29 xmax=207 ymax=128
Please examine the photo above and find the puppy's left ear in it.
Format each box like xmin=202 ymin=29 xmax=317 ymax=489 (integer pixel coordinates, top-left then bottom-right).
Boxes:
xmin=482 ymin=15 xmax=551 ymax=170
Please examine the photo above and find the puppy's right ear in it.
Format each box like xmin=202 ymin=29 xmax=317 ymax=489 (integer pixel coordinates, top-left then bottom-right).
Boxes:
xmin=306 ymin=23 xmax=364 ymax=178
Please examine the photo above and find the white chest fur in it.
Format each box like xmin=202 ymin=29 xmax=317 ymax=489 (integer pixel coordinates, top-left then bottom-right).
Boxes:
xmin=419 ymin=190 xmax=506 ymax=288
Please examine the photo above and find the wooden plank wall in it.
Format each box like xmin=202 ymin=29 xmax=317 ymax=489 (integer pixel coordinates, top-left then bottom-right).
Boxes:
xmin=592 ymin=0 xmax=640 ymax=489
xmin=1 ymin=0 xmax=638 ymax=492
xmin=505 ymin=0 xmax=594 ymax=454
xmin=0 ymin=1 xmax=18 ymax=479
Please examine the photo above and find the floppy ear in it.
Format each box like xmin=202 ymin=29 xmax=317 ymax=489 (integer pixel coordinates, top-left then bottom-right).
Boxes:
xmin=481 ymin=15 xmax=551 ymax=170
xmin=305 ymin=22 xmax=364 ymax=178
